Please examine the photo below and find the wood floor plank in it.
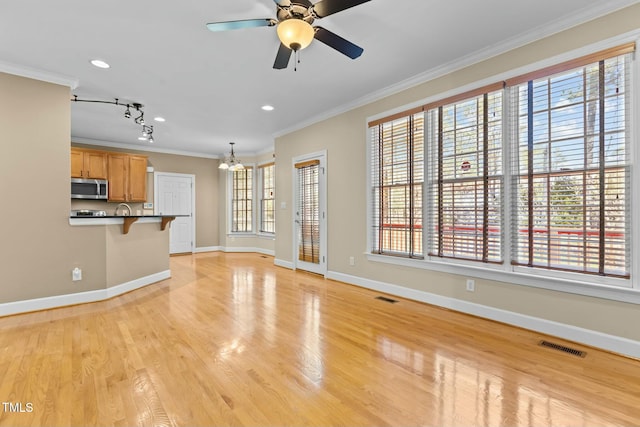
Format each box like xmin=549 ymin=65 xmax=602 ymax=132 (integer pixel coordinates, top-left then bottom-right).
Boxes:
xmin=1 ymin=252 xmax=640 ymax=426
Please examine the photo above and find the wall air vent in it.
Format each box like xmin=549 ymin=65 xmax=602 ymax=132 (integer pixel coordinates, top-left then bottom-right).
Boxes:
xmin=539 ymin=340 xmax=587 ymax=357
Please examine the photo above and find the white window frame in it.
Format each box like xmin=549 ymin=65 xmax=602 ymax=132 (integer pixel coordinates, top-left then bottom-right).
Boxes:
xmin=366 ymin=32 xmax=640 ymax=304
xmin=257 ymin=161 xmax=276 ymax=236
xmin=227 ymin=164 xmax=256 ymax=236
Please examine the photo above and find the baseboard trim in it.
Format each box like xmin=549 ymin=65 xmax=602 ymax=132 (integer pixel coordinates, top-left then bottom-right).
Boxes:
xmin=194 ymin=246 xmax=222 ymax=253
xmin=274 ymin=259 xmax=294 ymax=269
xmin=195 ymin=246 xmax=275 ymax=256
xmin=0 ymin=270 xmax=171 ymax=317
xmin=215 ymin=247 xmax=275 ymax=256
xmin=326 ymin=270 xmax=640 ymax=360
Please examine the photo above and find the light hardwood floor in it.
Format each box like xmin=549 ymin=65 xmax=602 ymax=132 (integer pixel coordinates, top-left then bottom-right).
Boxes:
xmin=1 ymin=252 xmax=639 ymax=426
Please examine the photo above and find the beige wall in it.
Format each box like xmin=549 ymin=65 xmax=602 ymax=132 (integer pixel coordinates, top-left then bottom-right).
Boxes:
xmin=105 ymin=223 xmax=170 ymax=287
xmin=274 ymin=4 xmax=640 ymax=342
xmin=0 ymin=73 xmax=108 ymax=302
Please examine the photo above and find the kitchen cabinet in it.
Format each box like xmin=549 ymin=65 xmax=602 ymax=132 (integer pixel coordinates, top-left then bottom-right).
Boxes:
xmin=128 ymin=155 xmax=147 ymax=201
xmin=107 ymin=153 xmax=147 ymax=202
xmin=71 ymin=148 xmax=107 ymax=179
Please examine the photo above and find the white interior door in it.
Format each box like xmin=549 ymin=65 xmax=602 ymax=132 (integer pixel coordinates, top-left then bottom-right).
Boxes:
xmin=155 ymin=173 xmax=195 ymax=254
xmin=293 ymin=152 xmax=326 ymax=275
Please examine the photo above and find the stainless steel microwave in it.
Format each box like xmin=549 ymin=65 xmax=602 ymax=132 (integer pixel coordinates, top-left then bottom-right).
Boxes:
xmin=71 ymin=178 xmax=108 ymax=199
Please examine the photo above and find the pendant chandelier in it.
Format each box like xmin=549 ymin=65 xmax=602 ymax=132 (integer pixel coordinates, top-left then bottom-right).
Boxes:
xmin=219 ymin=142 xmax=244 ymax=171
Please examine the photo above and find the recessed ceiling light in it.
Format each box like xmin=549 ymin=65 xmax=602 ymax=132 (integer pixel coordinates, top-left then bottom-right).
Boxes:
xmin=90 ymin=59 xmax=110 ymax=69
xmin=154 ymin=116 xmax=166 ymax=122
xmin=261 ymin=105 xmax=274 ymax=111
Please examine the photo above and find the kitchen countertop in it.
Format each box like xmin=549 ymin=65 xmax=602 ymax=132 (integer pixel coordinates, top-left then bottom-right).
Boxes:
xmin=69 ymin=215 xmax=186 ymax=234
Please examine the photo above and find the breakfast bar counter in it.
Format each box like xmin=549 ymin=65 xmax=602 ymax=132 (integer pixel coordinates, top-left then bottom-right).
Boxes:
xmin=69 ymin=215 xmax=179 ymax=234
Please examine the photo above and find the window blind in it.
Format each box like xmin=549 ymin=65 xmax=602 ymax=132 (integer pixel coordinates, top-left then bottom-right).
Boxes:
xmin=509 ymin=51 xmax=631 ymax=277
xmin=296 ymin=160 xmax=320 ymax=264
xmin=370 ymin=112 xmax=424 ymax=258
xmin=426 ymin=89 xmax=503 ymax=263
xmin=232 ymin=167 xmax=253 ymax=232
xmin=259 ymin=163 xmax=275 ymax=233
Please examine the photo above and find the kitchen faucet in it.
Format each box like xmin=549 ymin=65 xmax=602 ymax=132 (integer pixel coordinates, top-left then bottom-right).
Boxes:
xmin=115 ymin=203 xmax=132 ymax=216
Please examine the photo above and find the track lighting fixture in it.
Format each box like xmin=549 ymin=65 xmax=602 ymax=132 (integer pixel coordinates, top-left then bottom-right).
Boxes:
xmin=71 ymin=96 xmax=160 ymax=143
xmin=219 ymin=142 xmax=244 ymax=171
xmin=140 ymin=124 xmax=154 ymax=143
xmin=134 ymin=109 xmax=145 ymax=125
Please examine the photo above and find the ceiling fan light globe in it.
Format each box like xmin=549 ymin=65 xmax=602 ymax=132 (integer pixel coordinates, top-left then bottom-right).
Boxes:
xmin=277 ymin=19 xmax=314 ymax=51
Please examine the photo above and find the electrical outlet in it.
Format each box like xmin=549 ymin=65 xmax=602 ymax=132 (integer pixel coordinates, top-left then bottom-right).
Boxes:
xmin=72 ymin=267 xmax=82 ymax=281
xmin=349 ymin=256 xmax=355 ymax=266
xmin=466 ymin=279 xmax=475 ymax=292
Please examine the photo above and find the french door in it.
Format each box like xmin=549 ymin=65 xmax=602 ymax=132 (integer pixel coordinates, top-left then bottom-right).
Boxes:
xmin=294 ymin=152 xmax=327 ymax=275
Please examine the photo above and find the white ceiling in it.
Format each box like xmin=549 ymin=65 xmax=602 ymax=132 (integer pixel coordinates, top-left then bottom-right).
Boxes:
xmin=1 ymin=0 xmax=638 ymax=158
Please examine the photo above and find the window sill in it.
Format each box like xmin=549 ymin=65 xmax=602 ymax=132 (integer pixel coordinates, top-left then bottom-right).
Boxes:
xmin=227 ymin=232 xmax=256 ymax=238
xmin=366 ymin=252 xmax=640 ymax=305
xmin=227 ymin=232 xmax=275 ymax=241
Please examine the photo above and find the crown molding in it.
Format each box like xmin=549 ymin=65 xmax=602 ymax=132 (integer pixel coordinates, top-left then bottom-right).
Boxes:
xmin=71 ymin=137 xmax=220 ymax=159
xmin=0 ymin=60 xmax=79 ymax=89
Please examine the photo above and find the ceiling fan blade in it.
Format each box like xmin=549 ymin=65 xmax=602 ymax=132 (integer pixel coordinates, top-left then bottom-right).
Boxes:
xmin=313 ymin=26 xmax=363 ymax=59
xmin=273 ymin=0 xmax=291 ymax=6
xmin=206 ymin=19 xmax=276 ymax=32
xmin=273 ymin=43 xmax=292 ymax=69
xmin=312 ymin=0 xmax=371 ymax=18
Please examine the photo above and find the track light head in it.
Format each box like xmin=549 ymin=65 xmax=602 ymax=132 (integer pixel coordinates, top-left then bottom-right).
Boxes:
xmin=135 ymin=111 xmax=145 ymax=125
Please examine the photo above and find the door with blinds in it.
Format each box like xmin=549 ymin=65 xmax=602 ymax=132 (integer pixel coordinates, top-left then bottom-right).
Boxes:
xmin=294 ymin=153 xmax=326 ymax=275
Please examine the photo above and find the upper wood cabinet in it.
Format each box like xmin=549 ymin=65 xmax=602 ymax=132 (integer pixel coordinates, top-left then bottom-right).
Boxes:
xmin=128 ymin=155 xmax=148 ymax=201
xmin=71 ymin=148 xmax=107 ymax=179
xmin=106 ymin=153 xmax=128 ymax=202
xmin=107 ymin=153 xmax=147 ymax=202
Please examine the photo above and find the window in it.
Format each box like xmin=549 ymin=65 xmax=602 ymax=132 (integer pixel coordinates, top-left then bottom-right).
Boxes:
xmin=368 ymin=42 xmax=635 ymax=291
xmin=509 ymin=49 xmax=631 ymax=278
xmin=259 ymin=163 xmax=275 ymax=234
xmin=426 ymin=86 xmax=503 ymax=263
xmin=231 ymin=167 xmax=253 ymax=232
xmin=296 ymin=160 xmax=321 ymax=263
xmin=370 ymin=112 xmax=424 ymax=258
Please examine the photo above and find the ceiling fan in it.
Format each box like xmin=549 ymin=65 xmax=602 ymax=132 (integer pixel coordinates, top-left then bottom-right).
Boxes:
xmin=206 ymin=0 xmax=371 ymax=69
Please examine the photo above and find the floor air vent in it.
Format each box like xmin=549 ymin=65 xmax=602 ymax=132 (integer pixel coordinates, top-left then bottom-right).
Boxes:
xmin=538 ymin=340 xmax=586 ymax=357
xmin=375 ymin=296 xmax=398 ymax=304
